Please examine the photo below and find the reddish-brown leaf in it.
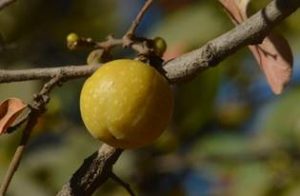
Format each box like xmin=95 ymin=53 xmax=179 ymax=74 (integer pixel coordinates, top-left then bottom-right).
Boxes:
xmin=220 ymin=0 xmax=293 ymax=94
xmin=249 ymin=34 xmax=293 ymax=94
xmin=219 ymin=0 xmax=246 ymax=24
xmin=0 ymin=98 xmax=27 ymax=134
xmin=237 ymin=0 xmax=250 ymax=20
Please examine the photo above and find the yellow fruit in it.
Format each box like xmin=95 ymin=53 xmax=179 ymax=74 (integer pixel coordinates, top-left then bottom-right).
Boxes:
xmin=80 ymin=59 xmax=173 ymax=149
xmin=66 ymin=33 xmax=80 ymax=50
xmin=66 ymin=33 xmax=79 ymax=44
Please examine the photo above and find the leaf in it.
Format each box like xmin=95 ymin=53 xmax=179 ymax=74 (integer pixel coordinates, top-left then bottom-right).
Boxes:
xmin=236 ymin=0 xmax=251 ymax=19
xmin=248 ymin=34 xmax=293 ymax=94
xmin=219 ymin=0 xmax=293 ymax=94
xmin=0 ymin=98 xmax=27 ymax=135
xmin=219 ymin=0 xmax=248 ymax=24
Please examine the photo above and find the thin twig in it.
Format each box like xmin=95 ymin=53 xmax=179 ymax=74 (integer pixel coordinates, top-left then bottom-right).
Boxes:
xmin=0 ymin=0 xmax=16 ymax=11
xmin=0 ymin=74 xmax=63 ymax=196
xmin=96 ymin=36 xmax=123 ymax=50
xmin=0 ymin=113 xmax=37 ymax=196
xmin=125 ymin=0 xmax=154 ymax=36
xmin=110 ymin=172 xmax=136 ymax=196
xmin=0 ymin=64 xmax=99 ymax=83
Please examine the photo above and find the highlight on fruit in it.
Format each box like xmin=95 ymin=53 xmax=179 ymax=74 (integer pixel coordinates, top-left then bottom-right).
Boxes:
xmin=80 ymin=59 xmax=173 ymax=149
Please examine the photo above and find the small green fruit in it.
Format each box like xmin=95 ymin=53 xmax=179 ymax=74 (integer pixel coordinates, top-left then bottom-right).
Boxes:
xmin=153 ymin=37 xmax=167 ymax=57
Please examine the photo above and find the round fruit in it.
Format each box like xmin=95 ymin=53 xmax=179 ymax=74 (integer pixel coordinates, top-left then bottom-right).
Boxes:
xmin=80 ymin=59 xmax=173 ymax=149
xmin=66 ymin=33 xmax=79 ymax=44
xmin=153 ymin=37 xmax=167 ymax=57
xmin=66 ymin=33 xmax=79 ymax=50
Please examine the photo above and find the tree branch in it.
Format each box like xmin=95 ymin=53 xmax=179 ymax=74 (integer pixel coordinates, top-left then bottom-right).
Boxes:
xmin=0 ymin=0 xmax=299 ymax=195
xmin=0 ymin=65 xmax=99 ymax=83
xmin=110 ymin=172 xmax=136 ymax=196
xmin=0 ymin=0 xmax=299 ymax=84
xmin=0 ymin=74 xmax=64 ymax=195
xmin=56 ymin=144 xmax=123 ymax=196
xmin=54 ymin=0 xmax=300 ymax=195
xmin=0 ymin=0 xmax=16 ymax=11
xmin=163 ymin=0 xmax=300 ymax=83
xmin=125 ymin=0 xmax=154 ymax=36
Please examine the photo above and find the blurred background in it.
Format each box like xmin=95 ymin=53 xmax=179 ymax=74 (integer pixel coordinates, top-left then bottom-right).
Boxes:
xmin=1 ymin=0 xmax=300 ymax=195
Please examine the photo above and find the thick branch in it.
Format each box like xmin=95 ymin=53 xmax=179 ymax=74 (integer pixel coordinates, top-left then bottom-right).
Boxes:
xmin=0 ymin=0 xmax=16 ymax=11
xmin=1 ymin=0 xmax=299 ymax=85
xmin=57 ymin=144 xmax=123 ymax=196
xmin=163 ymin=0 xmax=300 ymax=82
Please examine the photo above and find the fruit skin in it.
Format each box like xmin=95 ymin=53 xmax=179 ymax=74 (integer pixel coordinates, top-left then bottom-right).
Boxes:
xmin=66 ymin=33 xmax=79 ymax=44
xmin=80 ymin=59 xmax=173 ymax=149
xmin=153 ymin=37 xmax=167 ymax=57
xmin=66 ymin=33 xmax=79 ymax=50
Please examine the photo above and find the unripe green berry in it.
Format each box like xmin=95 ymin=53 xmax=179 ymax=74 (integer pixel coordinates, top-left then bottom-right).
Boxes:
xmin=153 ymin=37 xmax=167 ymax=57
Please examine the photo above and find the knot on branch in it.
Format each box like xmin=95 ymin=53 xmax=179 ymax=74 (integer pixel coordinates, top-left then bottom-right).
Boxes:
xmin=201 ymin=43 xmax=219 ymax=67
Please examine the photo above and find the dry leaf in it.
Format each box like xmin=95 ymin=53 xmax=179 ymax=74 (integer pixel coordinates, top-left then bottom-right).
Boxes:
xmin=236 ymin=0 xmax=250 ymax=20
xmin=219 ymin=0 xmax=245 ymax=24
xmin=219 ymin=0 xmax=293 ymax=94
xmin=249 ymin=34 xmax=293 ymax=94
xmin=0 ymin=98 xmax=27 ymax=134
